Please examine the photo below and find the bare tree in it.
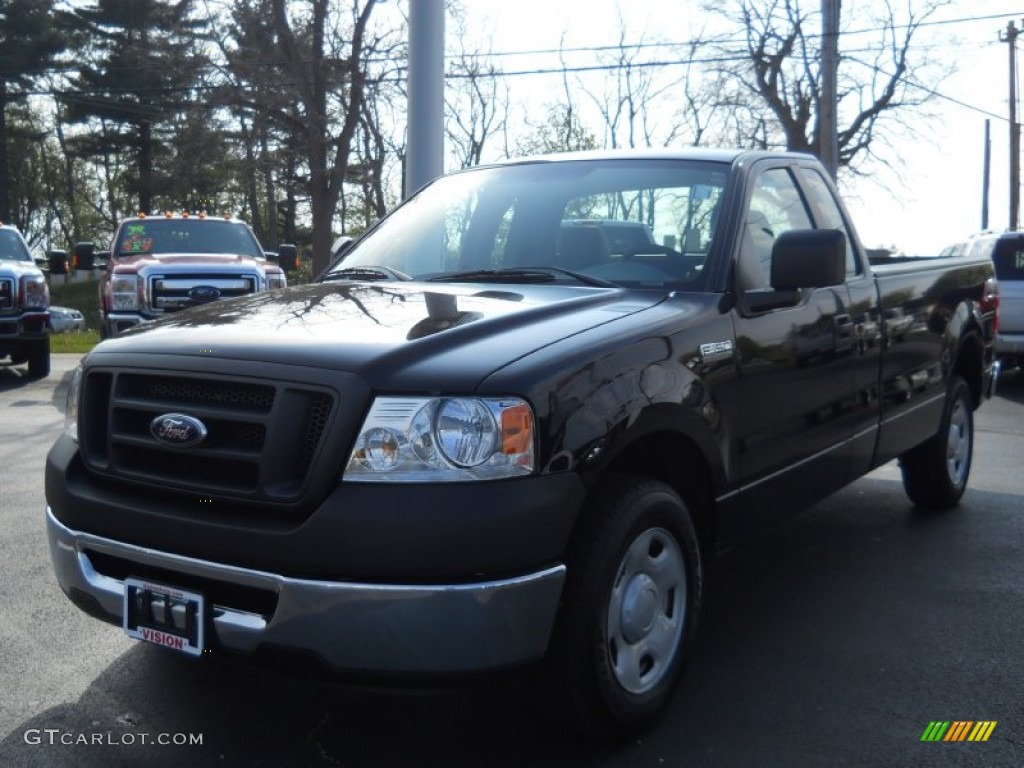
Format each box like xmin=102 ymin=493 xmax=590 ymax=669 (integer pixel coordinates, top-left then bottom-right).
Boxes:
xmin=269 ymin=0 xmax=378 ymax=275
xmin=444 ymin=17 xmax=508 ymax=169
xmin=572 ymin=15 xmax=692 ymax=150
xmin=707 ymin=0 xmax=952 ymax=171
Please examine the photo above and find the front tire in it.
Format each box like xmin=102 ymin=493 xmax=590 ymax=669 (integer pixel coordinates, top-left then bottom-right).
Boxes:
xmin=546 ymin=475 xmax=703 ymax=737
xmin=899 ymin=375 xmax=973 ymax=509
xmin=27 ymin=337 xmax=50 ymax=379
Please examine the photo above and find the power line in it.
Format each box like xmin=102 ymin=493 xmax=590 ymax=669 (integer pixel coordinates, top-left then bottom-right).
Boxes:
xmin=474 ymin=10 xmax=1024 ymax=61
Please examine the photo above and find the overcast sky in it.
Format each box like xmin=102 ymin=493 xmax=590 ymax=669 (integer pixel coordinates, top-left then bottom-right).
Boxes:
xmin=438 ymin=0 xmax=1024 ymax=255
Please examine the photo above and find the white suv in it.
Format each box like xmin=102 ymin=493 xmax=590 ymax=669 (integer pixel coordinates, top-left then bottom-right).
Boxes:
xmin=0 ymin=224 xmax=50 ymax=377
xmin=954 ymin=232 xmax=1023 ymax=367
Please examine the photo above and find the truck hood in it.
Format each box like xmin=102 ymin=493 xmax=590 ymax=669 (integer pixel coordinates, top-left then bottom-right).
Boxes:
xmin=0 ymin=259 xmax=43 ymax=278
xmin=88 ymin=282 xmax=667 ymax=390
xmin=113 ymin=253 xmax=269 ymax=271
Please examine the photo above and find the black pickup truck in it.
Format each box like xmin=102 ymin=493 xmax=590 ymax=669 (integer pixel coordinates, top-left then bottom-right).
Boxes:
xmin=45 ymin=149 xmax=999 ymax=735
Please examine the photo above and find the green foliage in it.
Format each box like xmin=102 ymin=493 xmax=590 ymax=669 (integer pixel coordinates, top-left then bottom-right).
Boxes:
xmin=49 ymin=277 xmax=102 ymax=330
xmin=62 ymin=0 xmax=211 ymax=213
xmin=0 ymin=0 xmax=68 ymax=221
xmin=50 ymin=329 xmax=101 ymax=354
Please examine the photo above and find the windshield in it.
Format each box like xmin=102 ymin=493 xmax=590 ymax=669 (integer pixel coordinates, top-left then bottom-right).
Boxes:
xmin=0 ymin=229 xmax=32 ymax=262
xmin=324 ymin=158 xmax=729 ymax=289
xmin=113 ymin=219 xmax=264 ymax=259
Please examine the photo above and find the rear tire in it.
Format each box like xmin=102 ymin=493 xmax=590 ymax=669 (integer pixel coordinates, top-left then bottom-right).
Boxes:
xmin=27 ymin=337 xmax=50 ymax=379
xmin=899 ymin=375 xmax=973 ymax=509
xmin=545 ymin=475 xmax=702 ymax=738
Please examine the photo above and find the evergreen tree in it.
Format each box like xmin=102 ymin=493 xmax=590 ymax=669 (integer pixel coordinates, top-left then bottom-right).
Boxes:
xmin=62 ymin=0 xmax=209 ymax=213
xmin=0 ymin=0 xmax=67 ymax=222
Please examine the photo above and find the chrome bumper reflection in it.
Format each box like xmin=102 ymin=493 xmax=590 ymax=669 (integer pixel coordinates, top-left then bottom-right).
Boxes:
xmin=46 ymin=507 xmax=565 ymax=673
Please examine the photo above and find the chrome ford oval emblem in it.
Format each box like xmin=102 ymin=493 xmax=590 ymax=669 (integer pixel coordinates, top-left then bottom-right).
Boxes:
xmin=188 ymin=285 xmax=221 ymax=302
xmin=150 ymin=413 xmax=208 ymax=448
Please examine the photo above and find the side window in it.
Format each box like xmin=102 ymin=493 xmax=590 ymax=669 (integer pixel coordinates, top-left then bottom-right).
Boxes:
xmin=739 ymin=168 xmax=813 ymax=289
xmin=797 ymin=168 xmax=860 ymax=275
xmin=967 ymin=237 xmax=996 ymax=261
xmin=992 ymin=237 xmax=1024 ymax=280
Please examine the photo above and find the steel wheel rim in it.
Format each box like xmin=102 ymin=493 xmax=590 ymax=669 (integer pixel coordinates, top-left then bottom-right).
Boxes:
xmin=605 ymin=526 xmax=686 ymax=695
xmin=946 ymin=398 xmax=970 ymax=487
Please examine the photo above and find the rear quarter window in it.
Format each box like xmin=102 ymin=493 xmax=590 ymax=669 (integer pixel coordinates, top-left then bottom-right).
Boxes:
xmin=992 ymin=238 xmax=1024 ymax=280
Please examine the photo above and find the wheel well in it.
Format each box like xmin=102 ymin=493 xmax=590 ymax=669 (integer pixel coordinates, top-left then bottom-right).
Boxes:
xmin=601 ymin=432 xmax=717 ymax=552
xmin=953 ymin=331 xmax=983 ymax=408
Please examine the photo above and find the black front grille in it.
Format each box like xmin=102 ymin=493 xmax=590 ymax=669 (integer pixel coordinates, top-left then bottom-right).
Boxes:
xmin=80 ymin=370 xmax=335 ymax=503
xmin=121 ymin=375 xmax=275 ymax=412
xmin=0 ymin=278 xmax=14 ymax=313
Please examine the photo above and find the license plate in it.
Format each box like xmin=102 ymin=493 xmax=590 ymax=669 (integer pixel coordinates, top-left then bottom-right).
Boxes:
xmin=123 ymin=578 xmax=205 ymax=657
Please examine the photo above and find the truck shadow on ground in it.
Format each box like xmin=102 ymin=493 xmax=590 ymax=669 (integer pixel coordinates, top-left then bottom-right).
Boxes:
xmin=3 ymin=477 xmax=1021 ymax=768
xmin=995 ymin=364 xmax=1023 ymax=404
xmin=0 ymin=362 xmax=39 ymax=390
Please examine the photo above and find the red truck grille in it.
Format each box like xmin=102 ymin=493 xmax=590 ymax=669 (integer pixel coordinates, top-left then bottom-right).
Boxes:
xmin=147 ymin=273 xmax=259 ymax=312
xmin=79 ymin=370 xmax=335 ymax=503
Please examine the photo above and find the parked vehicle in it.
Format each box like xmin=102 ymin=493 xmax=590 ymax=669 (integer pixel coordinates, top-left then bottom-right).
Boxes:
xmin=46 ymin=149 xmax=999 ymax=736
xmin=93 ymin=213 xmax=291 ymax=337
xmin=48 ymin=306 xmax=87 ymax=333
xmin=0 ymin=224 xmax=49 ymax=377
xmin=947 ymin=231 xmax=1022 ymax=368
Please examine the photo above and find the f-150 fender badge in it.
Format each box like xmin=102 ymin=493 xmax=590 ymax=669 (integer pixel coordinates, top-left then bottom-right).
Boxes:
xmin=699 ymin=340 xmax=734 ymax=363
xmin=150 ymin=413 xmax=208 ymax=448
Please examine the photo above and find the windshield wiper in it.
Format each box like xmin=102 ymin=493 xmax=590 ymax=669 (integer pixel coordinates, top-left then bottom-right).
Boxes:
xmin=428 ymin=266 xmax=615 ymax=287
xmin=321 ymin=266 xmax=412 ymax=282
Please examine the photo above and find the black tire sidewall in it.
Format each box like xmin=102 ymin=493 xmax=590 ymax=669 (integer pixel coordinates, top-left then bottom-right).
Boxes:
xmin=552 ymin=476 xmax=703 ymax=733
xmin=901 ymin=375 xmax=973 ymax=508
xmin=940 ymin=377 xmax=974 ymax=496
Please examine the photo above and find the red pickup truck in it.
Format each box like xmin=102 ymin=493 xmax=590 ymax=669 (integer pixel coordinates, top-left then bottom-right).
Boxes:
xmin=96 ymin=213 xmax=290 ymax=337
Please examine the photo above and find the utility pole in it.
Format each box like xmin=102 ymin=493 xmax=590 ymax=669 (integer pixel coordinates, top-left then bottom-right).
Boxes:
xmin=405 ymin=0 xmax=445 ymax=199
xmin=982 ymin=119 xmax=991 ymax=230
xmin=1001 ymin=20 xmax=1020 ymax=230
xmin=820 ymin=0 xmax=841 ymax=179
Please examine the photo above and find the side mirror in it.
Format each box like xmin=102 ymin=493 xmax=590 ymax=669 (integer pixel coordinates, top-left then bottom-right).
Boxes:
xmin=48 ymin=249 xmax=69 ymax=275
xmin=330 ymin=236 xmax=354 ymax=261
xmin=278 ymin=244 xmax=298 ymax=271
xmin=264 ymin=251 xmax=279 ymax=265
xmin=74 ymin=242 xmax=96 ymax=271
xmin=770 ymin=229 xmax=846 ymax=291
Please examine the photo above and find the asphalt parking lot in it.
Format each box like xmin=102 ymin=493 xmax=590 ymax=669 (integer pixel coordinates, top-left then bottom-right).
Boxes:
xmin=1 ymin=354 xmax=1021 ymax=767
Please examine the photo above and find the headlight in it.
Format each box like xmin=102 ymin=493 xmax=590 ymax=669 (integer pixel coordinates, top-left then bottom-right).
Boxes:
xmin=267 ymin=273 xmax=287 ymax=290
xmin=64 ymin=365 xmax=83 ymax=443
xmin=344 ymin=396 xmax=535 ymax=482
xmin=111 ymin=275 xmax=141 ymax=310
xmin=21 ymin=275 xmax=49 ymax=309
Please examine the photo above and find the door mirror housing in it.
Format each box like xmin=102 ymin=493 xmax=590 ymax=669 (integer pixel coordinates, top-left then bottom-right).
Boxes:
xmin=278 ymin=244 xmax=298 ymax=271
xmin=770 ymin=229 xmax=846 ymax=291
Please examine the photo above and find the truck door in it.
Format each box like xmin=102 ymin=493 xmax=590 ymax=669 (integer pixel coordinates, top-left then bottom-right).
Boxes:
xmin=731 ymin=164 xmax=861 ymax=517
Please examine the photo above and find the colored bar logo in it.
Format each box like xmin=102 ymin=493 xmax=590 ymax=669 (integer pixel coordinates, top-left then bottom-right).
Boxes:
xmin=921 ymin=721 xmax=997 ymax=742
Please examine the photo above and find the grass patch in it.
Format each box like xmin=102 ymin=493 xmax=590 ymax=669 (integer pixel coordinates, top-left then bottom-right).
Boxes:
xmin=49 ymin=276 xmax=103 ymax=354
xmin=50 ymin=330 xmax=101 ymax=354
xmin=49 ymin=277 xmax=102 ymax=327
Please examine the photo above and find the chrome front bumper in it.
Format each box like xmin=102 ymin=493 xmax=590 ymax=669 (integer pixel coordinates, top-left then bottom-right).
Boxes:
xmin=47 ymin=507 xmax=565 ymax=673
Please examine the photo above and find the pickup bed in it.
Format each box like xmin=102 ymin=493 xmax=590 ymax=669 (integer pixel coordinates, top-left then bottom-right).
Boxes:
xmin=0 ymin=224 xmax=50 ymax=377
xmin=46 ymin=149 xmax=999 ymax=735
xmin=96 ymin=214 xmax=288 ymax=337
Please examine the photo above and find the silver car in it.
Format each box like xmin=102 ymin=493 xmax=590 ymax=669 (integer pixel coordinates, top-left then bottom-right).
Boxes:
xmin=48 ymin=306 xmax=86 ymax=333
